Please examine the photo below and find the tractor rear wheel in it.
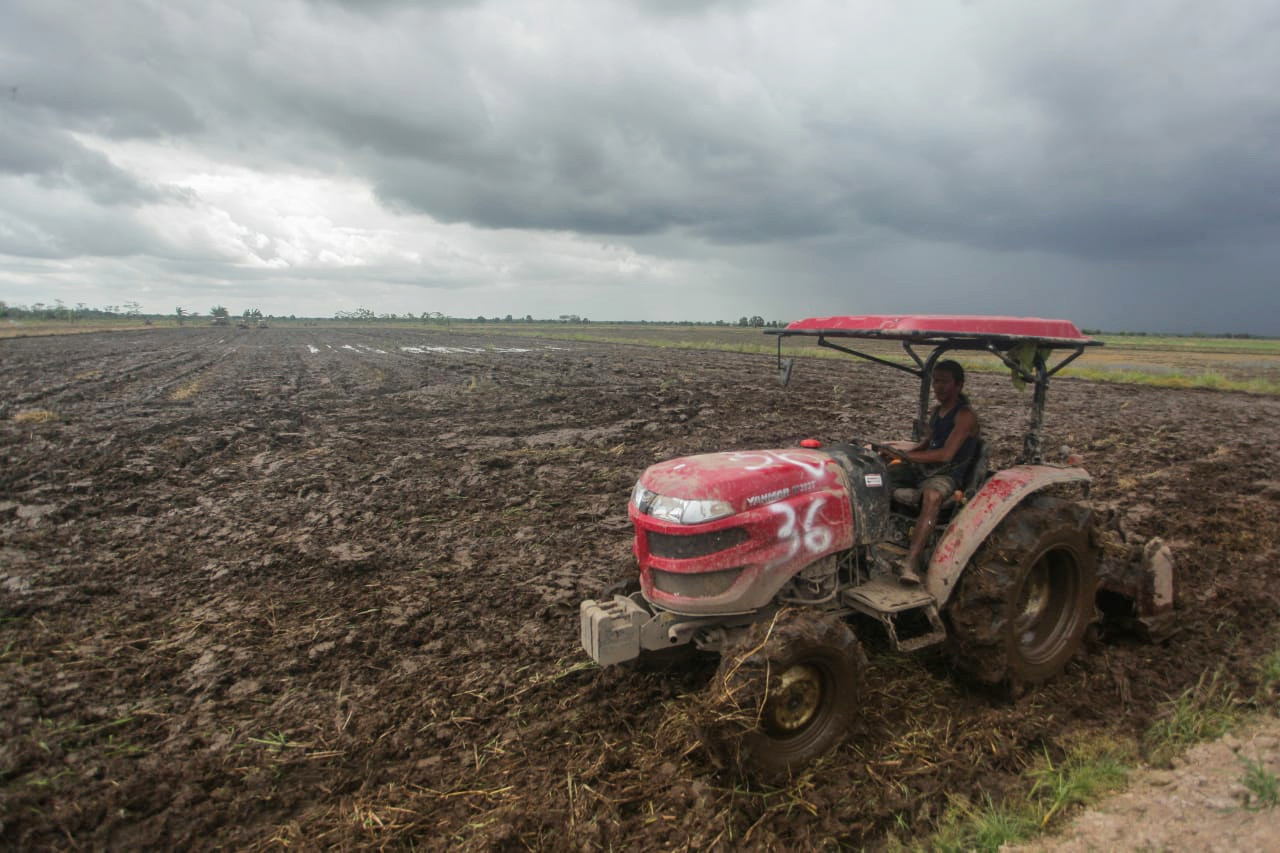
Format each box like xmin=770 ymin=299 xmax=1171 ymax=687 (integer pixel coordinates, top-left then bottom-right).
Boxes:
xmin=701 ymin=609 xmax=864 ymax=782
xmin=945 ymin=494 xmax=1098 ymax=685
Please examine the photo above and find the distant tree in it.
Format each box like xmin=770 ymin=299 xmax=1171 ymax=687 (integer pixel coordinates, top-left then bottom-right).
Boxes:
xmin=504 ymin=314 xmax=513 ymax=322
xmin=749 ymin=315 xmax=765 ymax=327
xmin=123 ymin=301 xmax=141 ymax=316
xmin=210 ymin=305 xmax=229 ymax=318
xmin=737 ymin=316 xmax=749 ymax=327
xmin=175 ymin=307 xmax=187 ymax=326
xmin=524 ymin=314 xmax=533 ymax=323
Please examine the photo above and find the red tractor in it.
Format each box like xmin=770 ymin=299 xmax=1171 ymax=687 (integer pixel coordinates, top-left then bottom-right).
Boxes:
xmin=581 ymin=315 xmax=1173 ymax=779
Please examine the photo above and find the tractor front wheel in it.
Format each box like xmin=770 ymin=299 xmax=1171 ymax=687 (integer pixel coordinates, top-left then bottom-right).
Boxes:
xmin=945 ymin=494 xmax=1098 ymax=685
xmin=701 ymin=609 xmax=864 ymax=782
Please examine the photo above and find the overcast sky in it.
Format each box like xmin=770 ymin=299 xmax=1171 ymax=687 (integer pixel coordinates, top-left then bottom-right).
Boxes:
xmin=1 ymin=0 xmax=1278 ymax=332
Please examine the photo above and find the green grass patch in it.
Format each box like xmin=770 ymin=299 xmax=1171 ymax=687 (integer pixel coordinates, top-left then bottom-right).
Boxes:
xmin=904 ymin=735 xmax=1134 ymax=852
xmin=1144 ymin=669 xmax=1242 ymax=767
xmin=1256 ymin=649 xmax=1280 ymax=701
xmin=1239 ymin=754 xmax=1280 ymax=810
xmin=1240 ymin=754 xmax=1280 ymax=810
xmin=926 ymin=792 xmax=1040 ymax=853
xmin=1062 ymin=367 xmax=1280 ymax=395
xmin=1029 ymin=741 xmax=1132 ymax=827
xmin=1095 ymin=335 xmax=1280 ymax=354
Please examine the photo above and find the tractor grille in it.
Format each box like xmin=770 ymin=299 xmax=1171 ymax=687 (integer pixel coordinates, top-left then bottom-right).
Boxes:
xmin=646 ymin=527 xmax=748 ymax=559
xmin=651 ymin=567 xmax=742 ymax=598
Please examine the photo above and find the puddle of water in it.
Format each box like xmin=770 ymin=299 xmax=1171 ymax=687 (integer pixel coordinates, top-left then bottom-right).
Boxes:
xmin=399 ymin=345 xmax=487 ymax=354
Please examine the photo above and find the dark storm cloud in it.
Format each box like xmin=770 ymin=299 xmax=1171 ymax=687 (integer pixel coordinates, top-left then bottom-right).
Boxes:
xmin=247 ymin=0 xmax=1279 ymax=260
xmin=0 ymin=117 xmax=173 ymax=207
xmin=1 ymin=3 xmax=203 ymax=139
xmin=306 ymin=0 xmax=481 ymax=13
xmin=635 ymin=0 xmax=760 ymax=16
xmin=0 ymin=186 xmax=162 ymax=259
xmin=9 ymin=0 xmax=1279 ymax=257
xmin=2 ymin=0 xmax=1279 ymax=331
xmin=817 ymin=8 xmax=1280 ymax=259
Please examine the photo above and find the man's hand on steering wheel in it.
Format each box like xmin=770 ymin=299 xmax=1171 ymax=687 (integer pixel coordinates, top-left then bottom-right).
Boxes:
xmin=871 ymin=442 xmax=912 ymax=463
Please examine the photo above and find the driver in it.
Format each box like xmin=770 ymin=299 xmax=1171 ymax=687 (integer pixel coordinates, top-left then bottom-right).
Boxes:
xmin=880 ymin=359 xmax=980 ymax=586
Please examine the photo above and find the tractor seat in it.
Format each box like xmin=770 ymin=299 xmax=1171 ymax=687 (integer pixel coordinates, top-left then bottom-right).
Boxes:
xmin=892 ymin=438 xmax=990 ymax=511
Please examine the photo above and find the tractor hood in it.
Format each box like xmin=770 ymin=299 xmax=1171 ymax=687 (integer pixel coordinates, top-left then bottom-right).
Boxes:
xmin=634 ymin=448 xmax=850 ymax=523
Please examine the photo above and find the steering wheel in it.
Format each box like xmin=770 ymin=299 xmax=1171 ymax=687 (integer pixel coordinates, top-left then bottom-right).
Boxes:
xmin=869 ymin=442 xmax=912 ymax=463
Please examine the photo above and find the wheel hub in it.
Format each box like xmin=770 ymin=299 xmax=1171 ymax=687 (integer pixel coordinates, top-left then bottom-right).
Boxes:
xmin=1017 ymin=562 xmax=1051 ymax=633
xmin=765 ymin=663 xmax=823 ymax=733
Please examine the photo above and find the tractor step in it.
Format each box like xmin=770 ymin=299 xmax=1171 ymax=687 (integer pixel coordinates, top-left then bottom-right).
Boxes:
xmin=844 ymin=577 xmax=947 ymax=652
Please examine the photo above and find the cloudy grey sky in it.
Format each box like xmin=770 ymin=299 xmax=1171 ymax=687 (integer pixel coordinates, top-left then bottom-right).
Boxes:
xmin=1 ymin=0 xmax=1278 ymax=332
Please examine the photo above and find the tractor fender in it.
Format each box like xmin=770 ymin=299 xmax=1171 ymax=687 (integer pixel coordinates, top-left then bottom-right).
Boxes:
xmin=924 ymin=465 xmax=1092 ymax=606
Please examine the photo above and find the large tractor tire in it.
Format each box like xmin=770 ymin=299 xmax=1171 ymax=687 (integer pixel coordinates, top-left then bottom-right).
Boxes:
xmin=945 ymin=494 xmax=1098 ymax=686
xmin=700 ymin=608 xmax=865 ymax=783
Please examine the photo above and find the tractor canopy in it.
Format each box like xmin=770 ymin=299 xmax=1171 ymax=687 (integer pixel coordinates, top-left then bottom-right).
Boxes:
xmin=767 ymin=314 xmax=1102 ymax=464
xmin=777 ymin=314 xmax=1095 ymax=346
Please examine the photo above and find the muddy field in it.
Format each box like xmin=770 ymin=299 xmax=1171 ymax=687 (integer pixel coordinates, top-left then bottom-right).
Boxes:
xmin=3 ymin=326 xmax=1279 ymax=849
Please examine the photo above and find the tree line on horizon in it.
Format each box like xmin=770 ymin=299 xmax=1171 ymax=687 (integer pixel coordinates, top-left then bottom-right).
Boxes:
xmin=0 ymin=299 xmax=1271 ymax=339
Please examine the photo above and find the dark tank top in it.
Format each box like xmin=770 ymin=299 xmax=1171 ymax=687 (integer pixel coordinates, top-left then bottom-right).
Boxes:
xmin=927 ymin=394 xmax=978 ymax=480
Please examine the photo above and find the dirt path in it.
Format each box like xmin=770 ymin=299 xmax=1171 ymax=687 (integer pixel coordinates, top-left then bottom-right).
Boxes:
xmin=3 ymin=326 xmax=1280 ymax=848
xmin=1017 ymin=715 xmax=1280 ymax=851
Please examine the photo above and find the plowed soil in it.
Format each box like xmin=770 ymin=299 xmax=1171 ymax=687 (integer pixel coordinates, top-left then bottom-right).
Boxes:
xmin=3 ymin=326 xmax=1280 ymax=849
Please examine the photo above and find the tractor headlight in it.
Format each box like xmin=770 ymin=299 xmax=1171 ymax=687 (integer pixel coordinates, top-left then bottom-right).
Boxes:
xmin=631 ymin=481 xmax=733 ymax=525
xmin=631 ymin=480 xmax=653 ymax=512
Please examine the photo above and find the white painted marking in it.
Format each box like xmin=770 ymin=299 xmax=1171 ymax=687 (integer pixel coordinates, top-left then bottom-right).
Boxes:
xmin=767 ymin=497 xmax=833 ymax=564
xmin=307 ymin=345 xmax=320 ymax=354
xmin=730 ymin=449 xmax=826 ymax=476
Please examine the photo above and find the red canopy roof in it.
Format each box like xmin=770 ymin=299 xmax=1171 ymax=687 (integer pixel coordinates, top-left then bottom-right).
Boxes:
xmin=778 ymin=314 xmax=1094 ymax=345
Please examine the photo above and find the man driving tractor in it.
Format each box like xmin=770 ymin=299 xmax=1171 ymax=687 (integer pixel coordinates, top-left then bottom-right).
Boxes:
xmin=881 ymin=359 xmax=980 ymax=585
